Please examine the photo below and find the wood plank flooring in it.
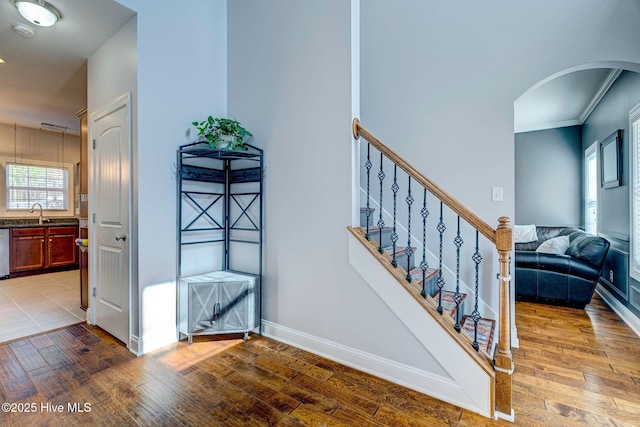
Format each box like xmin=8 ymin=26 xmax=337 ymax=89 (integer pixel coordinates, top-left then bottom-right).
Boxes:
xmin=0 ymin=293 xmax=638 ymax=425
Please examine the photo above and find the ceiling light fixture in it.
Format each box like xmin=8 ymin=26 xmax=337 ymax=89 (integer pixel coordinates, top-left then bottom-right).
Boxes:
xmin=12 ymin=0 xmax=61 ymax=27
xmin=40 ymin=122 xmax=68 ymax=132
xmin=0 ymin=58 xmax=5 ymax=64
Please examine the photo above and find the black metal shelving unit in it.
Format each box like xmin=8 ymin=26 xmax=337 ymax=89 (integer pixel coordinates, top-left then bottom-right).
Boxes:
xmin=176 ymin=142 xmax=263 ymax=339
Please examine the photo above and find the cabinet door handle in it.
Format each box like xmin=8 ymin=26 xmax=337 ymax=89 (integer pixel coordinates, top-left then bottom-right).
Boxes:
xmin=115 ymin=234 xmax=127 ymax=242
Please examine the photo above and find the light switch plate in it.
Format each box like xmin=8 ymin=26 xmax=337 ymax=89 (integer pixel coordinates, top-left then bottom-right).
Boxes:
xmin=491 ymin=186 xmax=503 ymax=202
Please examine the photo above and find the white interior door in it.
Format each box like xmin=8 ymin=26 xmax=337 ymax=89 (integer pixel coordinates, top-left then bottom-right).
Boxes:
xmin=90 ymin=93 xmax=131 ymax=345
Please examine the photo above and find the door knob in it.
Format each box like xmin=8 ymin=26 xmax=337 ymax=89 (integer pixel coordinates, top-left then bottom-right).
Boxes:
xmin=115 ymin=234 xmax=127 ymax=241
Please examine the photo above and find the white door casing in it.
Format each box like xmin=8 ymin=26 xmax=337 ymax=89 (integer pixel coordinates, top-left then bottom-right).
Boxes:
xmin=89 ymin=93 xmax=132 ymax=346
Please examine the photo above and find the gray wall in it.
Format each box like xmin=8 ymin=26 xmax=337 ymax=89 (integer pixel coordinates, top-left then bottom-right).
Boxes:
xmin=582 ymin=71 xmax=640 ymax=239
xmin=515 ymin=126 xmax=582 ymax=226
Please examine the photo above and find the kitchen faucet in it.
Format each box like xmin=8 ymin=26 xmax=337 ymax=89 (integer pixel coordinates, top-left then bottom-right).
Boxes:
xmin=29 ymin=203 xmax=44 ymax=225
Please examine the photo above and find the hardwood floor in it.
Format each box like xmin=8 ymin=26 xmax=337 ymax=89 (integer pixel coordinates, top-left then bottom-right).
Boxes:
xmin=0 ymin=293 xmax=638 ymax=426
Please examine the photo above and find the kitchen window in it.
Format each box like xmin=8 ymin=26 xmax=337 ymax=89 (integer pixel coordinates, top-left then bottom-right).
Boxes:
xmin=6 ymin=162 xmax=68 ymax=210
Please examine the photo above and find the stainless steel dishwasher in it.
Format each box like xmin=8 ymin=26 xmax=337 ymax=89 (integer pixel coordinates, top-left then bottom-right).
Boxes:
xmin=0 ymin=229 xmax=9 ymax=279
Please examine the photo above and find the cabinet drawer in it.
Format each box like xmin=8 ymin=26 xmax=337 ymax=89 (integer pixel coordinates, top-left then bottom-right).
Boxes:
xmin=48 ymin=226 xmax=78 ymax=236
xmin=11 ymin=227 xmax=46 ymax=237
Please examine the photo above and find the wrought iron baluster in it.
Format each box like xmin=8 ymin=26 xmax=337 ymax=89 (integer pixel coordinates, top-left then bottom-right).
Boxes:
xmin=377 ymin=153 xmax=385 ymax=254
xmin=365 ymin=143 xmax=372 ymax=240
xmin=471 ymin=230 xmax=483 ymax=351
xmin=390 ymin=165 xmax=399 ymax=267
xmin=420 ymin=188 xmax=429 ymax=298
xmin=436 ymin=201 xmax=446 ymax=314
xmin=405 ymin=177 xmax=414 ymax=282
xmin=453 ymin=216 xmax=464 ymax=332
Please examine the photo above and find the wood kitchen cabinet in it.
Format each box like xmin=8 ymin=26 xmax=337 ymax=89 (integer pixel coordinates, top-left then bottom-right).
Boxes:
xmin=10 ymin=226 xmax=78 ymax=275
xmin=10 ymin=227 xmax=46 ymax=272
xmin=48 ymin=226 xmax=78 ymax=267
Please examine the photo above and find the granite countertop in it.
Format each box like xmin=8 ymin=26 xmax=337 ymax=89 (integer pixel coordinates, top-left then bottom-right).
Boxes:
xmin=0 ymin=218 xmax=80 ymax=228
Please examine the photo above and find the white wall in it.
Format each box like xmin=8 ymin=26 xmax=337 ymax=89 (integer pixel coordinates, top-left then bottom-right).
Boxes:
xmin=93 ymin=1 xmax=227 ymax=353
xmin=227 ymin=0 xmax=447 ymax=376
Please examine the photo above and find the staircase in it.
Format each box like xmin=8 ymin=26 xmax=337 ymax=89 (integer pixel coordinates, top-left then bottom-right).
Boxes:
xmin=350 ymin=119 xmax=514 ymax=421
xmin=359 ymin=208 xmax=496 ymax=355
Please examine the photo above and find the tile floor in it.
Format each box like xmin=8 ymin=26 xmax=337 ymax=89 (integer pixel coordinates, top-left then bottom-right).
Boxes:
xmin=0 ymin=270 xmax=85 ymax=343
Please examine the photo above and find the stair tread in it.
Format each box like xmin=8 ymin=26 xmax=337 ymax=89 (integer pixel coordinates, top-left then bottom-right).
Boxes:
xmin=460 ymin=315 xmax=495 ymax=354
xmin=366 ymin=226 xmax=393 ymax=232
xmin=431 ymin=289 xmax=467 ymax=319
xmin=383 ymin=245 xmax=416 ymax=256
xmin=408 ymin=267 xmax=439 ymax=284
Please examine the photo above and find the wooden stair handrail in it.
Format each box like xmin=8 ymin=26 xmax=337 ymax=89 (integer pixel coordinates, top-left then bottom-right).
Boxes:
xmin=352 ymin=118 xmax=496 ymax=244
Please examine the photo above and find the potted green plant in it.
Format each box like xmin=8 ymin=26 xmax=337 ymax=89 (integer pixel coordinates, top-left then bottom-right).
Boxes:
xmin=192 ymin=116 xmax=253 ymax=151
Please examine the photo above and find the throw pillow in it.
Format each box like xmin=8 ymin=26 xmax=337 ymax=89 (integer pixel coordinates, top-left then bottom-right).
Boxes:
xmin=535 ymin=235 xmax=570 ymax=255
xmin=514 ymin=224 xmax=538 ymax=243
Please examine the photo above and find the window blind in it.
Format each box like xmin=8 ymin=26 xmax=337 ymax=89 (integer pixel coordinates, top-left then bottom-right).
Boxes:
xmin=6 ymin=163 xmax=68 ymax=210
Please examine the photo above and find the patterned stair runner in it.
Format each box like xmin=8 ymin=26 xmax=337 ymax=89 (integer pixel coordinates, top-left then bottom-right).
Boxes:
xmin=432 ymin=289 xmax=466 ymax=319
xmin=408 ymin=267 xmax=440 ymax=294
xmin=432 ymin=289 xmax=495 ymax=354
xmin=383 ymin=245 xmax=416 ymax=269
xmin=461 ymin=316 xmax=495 ymax=354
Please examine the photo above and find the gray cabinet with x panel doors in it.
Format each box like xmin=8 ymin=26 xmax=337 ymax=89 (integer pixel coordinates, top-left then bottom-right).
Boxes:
xmin=178 ymin=271 xmax=259 ymax=343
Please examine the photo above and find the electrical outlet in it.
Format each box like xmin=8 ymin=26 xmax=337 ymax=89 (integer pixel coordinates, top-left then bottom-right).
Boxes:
xmin=609 ymin=270 xmax=614 ymax=282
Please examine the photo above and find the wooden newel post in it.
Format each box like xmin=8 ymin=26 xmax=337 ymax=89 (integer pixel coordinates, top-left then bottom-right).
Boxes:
xmin=495 ymin=216 xmax=513 ymax=417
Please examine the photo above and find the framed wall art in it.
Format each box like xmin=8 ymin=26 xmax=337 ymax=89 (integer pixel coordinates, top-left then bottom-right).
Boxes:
xmin=601 ymin=129 xmax=623 ymax=189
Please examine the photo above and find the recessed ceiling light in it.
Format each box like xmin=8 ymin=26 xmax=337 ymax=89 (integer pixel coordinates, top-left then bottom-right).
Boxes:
xmin=12 ymin=0 xmax=61 ymax=27
xmin=0 ymin=58 xmax=5 ymax=64
xmin=12 ymin=22 xmax=36 ymax=38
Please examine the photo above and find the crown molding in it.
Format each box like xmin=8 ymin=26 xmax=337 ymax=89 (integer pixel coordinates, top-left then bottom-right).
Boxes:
xmin=515 ymin=119 xmax=581 ymax=134
xmin=516 ymin=68 xmax=623 ymax=134
xmin=579 ymin=68 xmax=623 ymax=123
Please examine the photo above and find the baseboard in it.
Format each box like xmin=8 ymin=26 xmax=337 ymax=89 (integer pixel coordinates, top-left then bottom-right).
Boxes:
xmin=262 ymin=320 xmax=491 ymax=418
xmin=495 ymin=408 xmax=515 ymax=422
xmin=596 ymin=285 xmax=640 ymax=338
xmin=511 ymin=325 xmax=519 ymax=349
xmin=135 ymin=328 xmax=178 ymax=355
xmin=129 ymin=335 xmax=141 ymax=356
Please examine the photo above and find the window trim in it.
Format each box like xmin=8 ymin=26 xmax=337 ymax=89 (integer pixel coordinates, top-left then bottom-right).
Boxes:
xmin=1 ymin=157 xmax=76 ymax=218
xmin=630 ymin=102 xmax=640 ymax=281
xmin=6 ymin=162 xmax=69 ymax=211
xmin=585 ymin=142 xmax=598 ymax=236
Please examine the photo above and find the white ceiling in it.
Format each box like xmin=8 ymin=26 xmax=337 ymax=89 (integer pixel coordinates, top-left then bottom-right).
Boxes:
xmin=0 ymin=0 xmax=134 ymax=134
xmin=514 ymin=68 xmax=621 ymax=134
xmin=0 ymin=1 xmax=621 ymax=137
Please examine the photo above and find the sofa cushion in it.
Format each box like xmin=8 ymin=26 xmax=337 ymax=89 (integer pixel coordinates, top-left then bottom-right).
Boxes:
xmin=536 ymin=235 xmax=570 ymax=255
xmin=565 ymin=232 xmax=610 ymax=269
xmin=515 ymin=226 xmax=582 ymax=251
xmin=514 ymin=224 xmax=538 ymax=243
